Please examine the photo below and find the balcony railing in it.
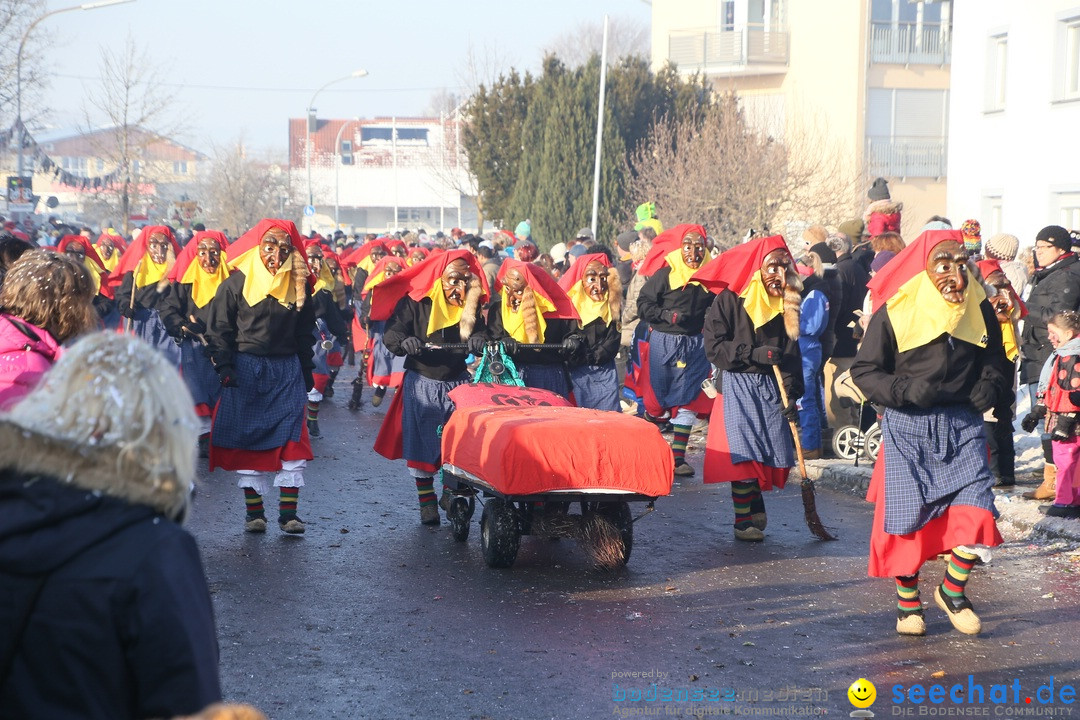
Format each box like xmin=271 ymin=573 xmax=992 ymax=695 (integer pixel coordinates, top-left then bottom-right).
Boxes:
xmin=668 ymin=27 xmax=789 ymax=72
xmin=870 ymin=22 xmax=951 ymax=66
xmin=865 ymin=136 xmax=947 ymax=179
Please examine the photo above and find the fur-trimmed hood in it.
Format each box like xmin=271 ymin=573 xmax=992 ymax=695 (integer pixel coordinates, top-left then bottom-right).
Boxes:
xmin=0 ymin=419 xmax=189 ymax=522
xmin=863 ymin=199 xmax=903 ymax=220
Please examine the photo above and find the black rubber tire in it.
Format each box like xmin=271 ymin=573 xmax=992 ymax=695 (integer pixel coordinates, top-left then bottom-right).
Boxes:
xmin=831 ymin=426 xmax=863 ymax=460
xmin=863 ymin=425 xmax=882 ymax=462
xmin=596 ymin=501 xmax=634 ymax=565
xmin=480 ymin=498 xmax=520 ymax=568
xmin=449 ymin=497 xmax=474 ymax=542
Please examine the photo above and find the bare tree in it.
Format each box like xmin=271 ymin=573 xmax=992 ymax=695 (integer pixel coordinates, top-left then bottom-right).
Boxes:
xmin=203 ymin=140 xmax=292 ymax=237
xmin=628 ymin=92 xmax=861 ymax=250
xmin=423 ymin=89 xmax=461 ymax=118
xmin=0 ymin=0 xmax=46 ymax=128
xmin=543 ymin=16 xmax=651 ymax=67
xmin=81 ymin=34 xmax=181 ymax=234
xmin=456 ymin=40 xmax=512 ymax=98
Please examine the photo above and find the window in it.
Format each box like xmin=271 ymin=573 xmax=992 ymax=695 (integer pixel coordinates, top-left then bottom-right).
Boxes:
xmin=1054 ymin=192 xmax=1080 ymax=229
xmin=361 ymin=127 xmax=393 ymax=143
xmin=96 ymin=159 xmax=105 ymax=172
xmin=340 ymin=140 xmax=353 ymax=166
xmin=61 ymin=156 xmax=88 ymax=178
xmin=360 ymin=127 xmax=430 ymax=146
xmin=173 ymin=161 xmax=188 ymax=175
xmin=720 ymin=0 xmax=735 ymax=31
xmin=986 ymin=33 xmax=1007 ymax=112
xmin=866 ymin=88 xmax=949 ymax=177
xmin=982 ymin=194 xmax=1003 ymax=237
xmin=1055 ymin=14 xmax=1080 ymax=101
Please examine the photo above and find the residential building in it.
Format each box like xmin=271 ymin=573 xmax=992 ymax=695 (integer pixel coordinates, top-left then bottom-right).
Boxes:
xmin=651 ymin=0 xmax=952 ymax=238
xmin=288 ymin=114 xmax=478 ymax=236
xmin=946 ymin=0 xmax=1080 ymax=243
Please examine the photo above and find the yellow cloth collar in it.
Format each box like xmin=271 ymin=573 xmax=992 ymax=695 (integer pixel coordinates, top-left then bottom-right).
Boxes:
xmin=739 ymin=272 xmax=783 ymax=330
xmin=181 ymin=257 xmax=230 ymax=308
xmin=82 ymin=257 xmax=104 ymax=294
xmin=133 ymin=256 xmax=169 ymax=289
xmin=501 ymin=290 xmax=554 ymax=343
xmin=665 ymin=248 xmax=701 ymax=290
xmin=886 ymin=272 xmax=988 ymax=353
xmin=97 ymin=250 xmax=119 ymax=273
xmin=426 ymin=281 xmax=463 ymax=336
xmin=566 ymin=279 xmax=611 ymax=327
xmin=231 ymin=246 xmax=298 ymax=308
xmin=1001 ymin=320 xmax=1019 ymax=362
xmin=313 ymin=262 xmax=334 ymax=295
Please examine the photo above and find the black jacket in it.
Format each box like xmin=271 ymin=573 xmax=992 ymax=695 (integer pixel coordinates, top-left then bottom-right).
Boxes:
xmin=312 ymin=288 xmax=349 ymax=341
xmin=832 ymin=254 xmax=871 ymax=358
xmin=1020 ymin=253 xmax=1080 ymax=384
xmin=703 ymin=289 xmax=803 ymax=400
xmin=851 ymin=300 xmax=1010 ymax=409
xmin=0 ymin=427 xmax=220 ymax=720
xmin=159 ymin=281 xmax=214 ymax=341
xmin=569 ymin=316 xmax=621 ymax=367
xmin=204 ymin=271 xmax=316 ymax=372
xmin=637 ymin=267 xmax=714 ymax=336
xmin=115 ymin=272 xmax=173 ymax=315
xmin=383 ymin=295 xmax=486 ymax=381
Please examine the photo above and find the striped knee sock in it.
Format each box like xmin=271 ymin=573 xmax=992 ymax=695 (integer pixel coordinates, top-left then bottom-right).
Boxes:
xmin=731 ymin=481 xmax=756 ymax=527
xmin=244 ymin=488 xmax=264 ymax=519
xmin=307 ymin=400 xmax=320 ymax=422
xmin=416 ymin=477 xmax=436 ymax=508
xmin=671 ymin=424 xmax=692 ymax=462
xmin=896 ymin=574 xmax=921 ymax=615
xmin=942 ymin=548 xmax=978 ymax=599
xmin=279 ymin=487 xmax=299 ymax=520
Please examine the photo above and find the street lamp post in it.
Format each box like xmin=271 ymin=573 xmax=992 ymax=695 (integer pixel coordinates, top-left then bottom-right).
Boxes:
xmin=14 ymin=0 xmax=137 ymax=222
xmin=334 ymin=117 xmax=360 ymax=229
xmin=305 ymin=69 xmax=368 ymax=213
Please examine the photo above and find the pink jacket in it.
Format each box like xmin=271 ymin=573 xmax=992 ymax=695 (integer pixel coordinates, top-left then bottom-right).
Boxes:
xmin=0 ymin=313 xmax=62 ymax=410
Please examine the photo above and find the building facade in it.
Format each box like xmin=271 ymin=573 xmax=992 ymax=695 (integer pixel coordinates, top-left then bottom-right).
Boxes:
xmin=288 ymin=114 xmax=478 ymax=236
xmin=946 ymin=0 xmax=1080 ymax=243
xmin=651 ymin=0 xmax=952 ymax=238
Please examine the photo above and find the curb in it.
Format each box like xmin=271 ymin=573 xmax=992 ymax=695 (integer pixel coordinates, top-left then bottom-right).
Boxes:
xmin=803 ymin=459 xmax=1080 ymax=546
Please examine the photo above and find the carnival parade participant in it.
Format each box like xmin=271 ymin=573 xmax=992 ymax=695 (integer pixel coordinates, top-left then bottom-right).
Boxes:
xmin=636 ymin=224 xmax=715 ymax=476
xmin=110 ymin=225 xmax=181 ymax=366
xmin=160 ymin=230 xmax=231 ymax=455
xmin=57 ymin=234 xmax=115 ymax=322
xmin=487 ymin=258 xmax=582 ymax=399
xmin=303 ymin=241 xmax=349 ymax=437
xmin=1021 ymin=310 xmax=1080 ymax=518
xmin=696 ymin=235 xmax=803 ymax=541
xmin=360 ymin=255 xmax=408 ymax=407
xmin=205 ymin=219 xmax=315 ymax=535
xmin=321 ymin=248 xmax=350 ymax=398
xmin=558 ymin=252 xmax=622 ymax=410
xmin=341 ymin=239 xmax=389 ymax=407
xmin=372 ymin=250 xmax=487 ymax=524
xmin=851 ymin=229 xmax=1010 ymax=636
xmin=93 ymin=230 xmax=123 ymax=274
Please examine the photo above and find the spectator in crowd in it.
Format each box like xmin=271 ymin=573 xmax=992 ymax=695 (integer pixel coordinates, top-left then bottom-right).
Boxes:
xmin=824 ymin=230 xmax=871 ymax=446
xmin=983 ymin=232 xmax=1027 ymax=298
xmin=0 ymin=233 xmax=33 ymax=287
xmin=0 ymin=332 xmax=221 ymax=719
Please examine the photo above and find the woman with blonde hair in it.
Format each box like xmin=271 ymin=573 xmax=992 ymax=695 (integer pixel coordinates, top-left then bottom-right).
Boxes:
xmin=0 ymin=332 xmax=221 ymax=719
xmin=0 ymin=249 xmax=96 ymax=409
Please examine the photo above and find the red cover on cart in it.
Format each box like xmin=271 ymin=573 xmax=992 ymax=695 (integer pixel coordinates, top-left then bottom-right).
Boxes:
xmin=449 ymin=382 xmax=573 ymax=410
xmin=441 ymin=405 xmax=674 ymax=497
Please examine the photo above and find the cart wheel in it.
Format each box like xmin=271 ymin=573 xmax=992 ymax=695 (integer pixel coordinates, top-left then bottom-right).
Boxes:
xmin=449 ymin=496 xmax=474 ymax=542
xmin=863 ymin=424 xmax=882 ymax=462
xmin=480 ymin=498 xmax=520 ymax=568
xmin=831 ymin=426 xmax=863 ymax=461
xmin=597 ymin=502 xmax=634 ymax=565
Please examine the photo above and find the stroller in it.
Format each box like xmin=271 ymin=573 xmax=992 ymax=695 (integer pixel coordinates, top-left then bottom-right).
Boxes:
xmin=830 ymin=370 xmax=881 ymax=465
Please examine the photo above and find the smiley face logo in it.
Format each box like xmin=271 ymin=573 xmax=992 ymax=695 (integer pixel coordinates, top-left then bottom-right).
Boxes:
xmin=848 ymin=678 xmax=876 ymax=708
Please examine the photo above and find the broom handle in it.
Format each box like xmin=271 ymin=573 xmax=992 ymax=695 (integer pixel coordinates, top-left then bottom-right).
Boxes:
xmin=772 ymin=364 xmax=807 ymax=479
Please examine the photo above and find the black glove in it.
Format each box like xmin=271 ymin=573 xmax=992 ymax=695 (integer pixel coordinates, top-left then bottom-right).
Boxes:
xmin=969 ymin=377 xmax=999 ymax=414
xmin=217 ymin=364 xmax=239 ymax=388
xmin=561 ymin=335 xmax=583 ymax=357
xmin=118 ymin=303 xmax=136 ymax=319
xmin=781 ymin=401 xmax=799 ymax=425
xmin=466 ymin=335 xmax=486 ymax=356
xmin=903 ymin=378 xmax=936 ymax=408
xmin=400 ymin=336 xmax=423 ymax=356
xmin=303 ymin=368 xmax=315 ymax=393
xmin=1052 ymin=413 xmax=1078 ymax=441
xmin=1021 ymin=404 xmax=1047 ymax=433
xmin=500 ymin=337 xmax=519 ymax=356
xmin=750 ymin=345 xmax=782 ymax=366
xmin=181 ymin=319 xmax=206 ymax=338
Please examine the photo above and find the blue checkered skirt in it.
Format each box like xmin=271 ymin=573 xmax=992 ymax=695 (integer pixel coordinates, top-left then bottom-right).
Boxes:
xmin=648 ymin=330 xmax=709 ymax=409
xmin=179 ymin=338 xmax=221 ymax=409
xmin=569 ymin=361 xmax=619 ymax=411
xmin=369 ymin=320 xmax=405 ymax=382
xmin=401 ymin=370 xmax=469 ymax=466
xmin=212 ymin=352 xmax=306 ymax=451
xmin=882 ymin=405 xmax=998 ymax=535
xmin=521 ymin=363 xmax=571 ymax=399
xmin=721 ymin=370 xmax=794 ymax=467
xmin=132 ymin=307 xmax=181 ymax=368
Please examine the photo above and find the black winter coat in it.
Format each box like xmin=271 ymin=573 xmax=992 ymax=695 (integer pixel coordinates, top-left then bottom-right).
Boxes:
xmin=637 ymin=267 xmax=714 ymax=336
xmin=485 ymin=301 xmax=578 ymax=366
xmin=1019 ymin=253 xmax=1080 ymax=384
xmin=114 ymin=272 xmax=172 ymax=316
xmin=832 ymin=254 xmax=871 ymax=358
xmin=383 ymin=296 xmax=486 ymax=381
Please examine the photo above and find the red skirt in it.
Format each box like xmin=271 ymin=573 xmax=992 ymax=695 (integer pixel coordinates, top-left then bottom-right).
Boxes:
xmin=866 ymin=455 xmax=1002 ymax=578
xmin=210 ymin=428 xmax=312 ymax=472
xmin=703 ymin=390 xmax=790 ymax=490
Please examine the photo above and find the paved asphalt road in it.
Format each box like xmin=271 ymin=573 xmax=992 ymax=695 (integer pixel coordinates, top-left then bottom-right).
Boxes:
xmin=184 ymin=389 xmax=1080 ymax=719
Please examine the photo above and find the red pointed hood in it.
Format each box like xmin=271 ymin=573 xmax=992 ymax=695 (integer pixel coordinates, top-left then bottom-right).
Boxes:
xmin=340 ymin=239 xmax=388 ymax=270
xmin=368 ymin=249 xmax=490 ymax=322
xmin=57 ymin=235 xmax=107 ymax=271
xmin=691 ymin=234 xmax=791 ymax=295
xmin=866 ymin=229 xmax=962 ymax=314
xmin=976 ymin=257 xmax=1027 ymax=319
xmin=636 ymin=224 xmax=707 ymax=278
xmin=108 ymin=225 xmax=178 ymax=285
xmin=168 ymin=230 xmax=230 ymax=282
xmin=496 ymin=258 xmax=580 ymax=320
xmin=558 ymin=253 xmax=612 ymax=291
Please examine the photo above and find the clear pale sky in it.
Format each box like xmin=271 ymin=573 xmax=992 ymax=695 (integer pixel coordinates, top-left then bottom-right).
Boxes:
xmin=35 ymin=0 xmax=651 ymax=159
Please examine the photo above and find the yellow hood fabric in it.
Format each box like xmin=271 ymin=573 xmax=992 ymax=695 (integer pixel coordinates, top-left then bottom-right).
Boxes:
xmin=181 ymin=256 xmax=230 ymax=308
xmin=739 ymin=271 xmax=783 ymax=330
xmin=313 ymin=262 xmax=335 ymax=296
xmin=231 ymin=246 xmax=298 ymax=308
xmin=133 ymin=256 xmax=170 ymax=290
xmin=97 ymin=250 xmax=119 ymax=273
xmin=425 ymin=280 xmax=463 ymax=337
xmin=566 ymin=279 xmax=611 ymax=328
xmin=886 ymin=272 xmax=988 ymax=353
xmin=665 ymin=249 xmax=701 ymax=290
xmin=501 ymin=289 xmax=555 ymax=344
xmin=1001 ymin=320 xmax=1019 ymax=362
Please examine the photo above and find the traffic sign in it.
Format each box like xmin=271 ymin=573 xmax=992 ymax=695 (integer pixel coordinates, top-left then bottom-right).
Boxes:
xmin=303 ymin=205 xmax=315 ymax=217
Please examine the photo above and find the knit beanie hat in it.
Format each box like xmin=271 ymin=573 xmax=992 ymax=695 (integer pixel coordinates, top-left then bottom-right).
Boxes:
xmin=868 ymin=177 xmax=890 ymax=201
xmin=871 ymin=250 xmax=897 ymax=273
xmin=1036 ymin=225 xmax=1073 ymax=251
xmin=808 ymin=242 xmax=838 ymax=264
xmin=838 ymin=219 xmax=865 ymax=241
xmin=514 ymin=220 xmax=531 ymax=241
xmin=616 ymin=230 xmax=638 ymax=252
xmin=983 ymin=233 xmax=1019 ymax=261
